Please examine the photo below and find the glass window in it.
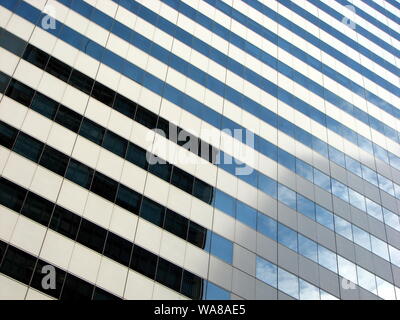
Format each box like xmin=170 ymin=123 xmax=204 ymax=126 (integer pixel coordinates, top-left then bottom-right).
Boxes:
xmin=90 ymin=171 xmax=118 ymax=202
xmin=102 ymin=130 xmax=128 ymax=158
xmin=277 ymin=184 xmax=296 ymax=210
xmin=130 ymin=245 xmax=157 ymax=279
xmin=278 ymin=149 xmax=295 ymax=171
xmin=61 ymin=274 xmax=93 ymax=300
xmin=376 ymin=277 xmax=396 ymax=300
xmin=334 ymin=215 xmax=353 ymax=241
xmin=30 ymin=92 xmax=58 ymax=119
xmin=371 ymin=235 xmax=389 ymax=260
xmin=92 ymin=287 xmax=120 ymax=300
xmin=362 ymin=165 xmax=378 ymax=186
xmin=258 ymin=175 xmax=277 ymax=198
xmin=140 ymin=197 xmax=165 ymax=227
xmin=329 ymin=146 xmax=345 ymax=167
xmin=383 ymin=208 xmax=400 ymax=231
xmin=66 ymin=159 xmax=94 ymax=189
xmin=0 ymin=178 xmax=27 ymax=212
xmin=278 ymin=223 xmax=298 ymax=252
xmin=156 ymin=257 xmax=183 ymax=292
xmin=6 ymin=79 xmax=34 ymax=106
xmin=209 ymin=232 xmax=233 ymax=264
xmin=187 ymin=221 xmax=207 ymax=248
xmin=50 ymin=205 xmax=81 ymax=239
xmin=113 ymin=94 xmax=137 ymax=118
xmin=13 ymin=132 xmax=44 ymax=163
xmin=257 ymin=212 xmax=277 ymax=240
xmin=348 ymin=189 xmax=366 ymax=211
xmin=295 ymin=159 xmax=313 ymax=182
xmin=345 ymin=155 xmax=361 ymax=176
xmin=337 ymin=256 xmax=357 ymax=284
xmin=0 ymin=71 xmax=10 ymax=94
xmin=76 ymin=219 xmax=107 ymax=253
xmin=298 ymin=234 xmax=318 ymax=262
xmin=46 ymin=57 xmax=72 ymax=82
xmin=164 ymin=209 xmax=188 ymax=240
xmin=79 ymin=118 xmax=105 ymax=145
xmin=0 ymin=246 xmax=36 ymax=285
xmin=320 ymin=290 xmax=338 ymax=300
xmin=256 ymin=256 xmax=277 ymax=288
xmin=357 ymin=266 xmax=377 ymax=294
xmin=0 ymin=121 xmax=18 ymax=149
xmin=389 ymin=245 xmax=400 ymax=267
xmin=91 ymin=81 xmax=115 ymax=107
xmin=214 ymin=190 xmax=235 ymax=217
xmin=378 ymin=174 xmax=395 ymax=196
xmin=69 ymin=69 xmax=94 ymax=95
xmin=135 ymin=105 xmax=158 ymax=129
xmin=297 ymin=194 xmax=315 ymax=220
xmin=318 ymin=245 xmax=338 ymax=273
xmin=193 ymin=178 xmax=213 ymax=204
xmin=299 ymin=279 xmax=320 ymax=300
xmin=331 ymin=179 xmax=349 ymax=202
xmin=278 ymin=268 xmax=299 ymax=299
xmin=171 ymin=166 xmax=194 ymax=194
xmin=365 ymin=198 xmax=383 ymax=221
xmin=115 ymin=184 xmax=141 ymax=214
xmin=23 ymin=44 xmax=49 ymax=69
xmin=148 ymin=162 xmax=172 ymax=182
xmin=313 ymin=169 xmax=331 ymax=192
xmin=0 ymin=28 xmax=26 ymax=56
xmin=352 ymin=225 xmax=371 ymax=251
xmin=126 ymin=143 xmax=148 ymax=170
xmin=103 ymin=232 xmax=132 ymax=267
xmin=21 ymin=192 xmax=53 ymax=225
xmin=39 ymin=145 xmax=69 ymax=176
xmin=315 ymin=205 xmax=334 ymax=230
xmin=236 ymin=201 xmax=257 ymax=229
xmin=181 ymin=270 xmax=203 ymax=300
xmin=55 ymin=105 xmax=82 ymax=133
xmin=205 ymin=282 xmax=230 ymax=300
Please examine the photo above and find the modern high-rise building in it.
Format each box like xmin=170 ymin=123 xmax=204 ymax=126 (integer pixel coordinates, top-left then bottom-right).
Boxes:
xmin=0 ymin=0 xmax=399 ymax=301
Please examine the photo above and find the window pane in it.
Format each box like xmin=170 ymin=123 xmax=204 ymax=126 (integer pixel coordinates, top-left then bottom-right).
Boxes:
xmin=102 ymin=130 xmax=127 ymax=158
xmin=295 ymin=159 xmax=313 ymax=182
xmin=113 ymin=94 xmax=137 ymax=118
xmin=115 ymin=184 xmax=141 ymax=214
xmin=130 ymin=245 xmax=157 ymax=279
xmin=258 ymin=175 xmax=277 ymax=198
xmin=23 ymin=44 xmax=49 ymax=69
xmin=79 ymin=118 xmax=105 ymax=145
xmin=236 ymin=201 xmax=257 ymax=229
xmin=298 ymin=234 xmax=318 ymax=262
xmin=256 ymin=256 xmax=277 ymax=288
xmin=0 ymin=178 xmax=27 ymax=212
xmin=66 ymin=159 xmax=94 ymax=189
xmin=171 ymin=166 xmax=194 ymax=194
xmin=187 ymin=221 xmax=207 ymax=248
xmin=352 ymin=225 xmax=371 ymax=251
xmin=55 ymin=105 xmax=82 ymax=133
xmin=21 ymin=192 xmax=54 ymax=225
xmin=378 ymin=174 xmax=395 ymax=196
xmin=278 ymin=184 xmax=296 ymax=210
xmin=140 ymin=197 xmax=165 ymax=227
xmin=315 ymin=205 xmax=334 ymax=230
xmin=30 ymin=92 xmax=58 ymax=119
xmin=257 ymin=212 xmax=277 ymax=240
xmin=39 ymin=145 xmax=69 ymax=176
xmin=181 ymin=270 xmax=204 ymax=300
xmin=46 ymin=57 xmax=72 ymax=82
xmin=156 ymin=257 xmax=183 ymax=292
xmin=0 ymin=28 xmax=26 ymax=56
xmin=209 ymin=232 xmax=233 ymax=264
xmin=135 ymin=105 xmax=157 ymax=129
xmin=297 ymin=194 xmax=315 ymax=220
xmin=126 ymin=143 xmax=148 ymax=170
xmin=205 ymin=282 xmax=230 ymax=300
xmin=371 ymin=235 xmax=389 ymax=260
xmin=50 ymin=206 xmax=81 ymax=239
xmin=331 ymin=179 xmax=349 ymax=202
xmin=193 ymin=178 xmax=213 ymax=204
xmin=31 ymin=260 xmax=65 ymax=299
xmin=164 ymin=209 xmax=188 ymax=240
xmin=362 ymin=165 xmax=378 ymax=186
xmin=278 ymin=223 xmax=298 ymax=252
xmin=69 ymin=69 xmax=94 ymax=95
xmin=6 ymin=79 xmax=34 ymax=106
xmin=329 ymin=146 xmax=345 ymax=167
xmin=148 ymin=162 xmax=172 ymax=182
xmin=365 ymin=198 xmax=383 ymax=221
xmin=389 ymin=245 xmax=400 ymax=267
xmin=0 ymin=246 xmax=36 ymax=285
xmin=214 ymin=190 xmax=235 ymax=217
xmin=0 ymin=121 xmax=18 ymax=149
xmin=13 ymin=132 xmax=44 ymax=163
xmin=348 ymin=189 xmax=366 ymax=211
xmin=77 ymin=219 xmax=107 ymax=253
xmin=337 ymin=256 xmax=357 ymax=284
xmin=376 ymin=277 xmax=396 ymax=300
xmin=103 ymin=232 xmax=132 ymax=266
xmin=318 ymin=245 xmax=337 ymax=273
xmin=92 ymin=287 xmax=120 ymax=300
xmin=357 ymin=266 xmax=377 ymax=294
xmin=345 ymin=155 xmax=361 ymax=176
xmin=334 ymin=215 xmax=353 ymax=241
xmin=278 ymin=268 xmax=299 ymax=299
xmin=61 ymin=274 xmax=93 ymax=300
xmin=313 ymin=169 xmax=331 ymax=191
xmin=299 ymin=279 xmax=320 ymax=300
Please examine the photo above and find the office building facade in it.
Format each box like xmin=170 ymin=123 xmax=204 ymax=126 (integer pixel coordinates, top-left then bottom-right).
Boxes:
xmin=0 ymin=0 xmax=399 ymax=300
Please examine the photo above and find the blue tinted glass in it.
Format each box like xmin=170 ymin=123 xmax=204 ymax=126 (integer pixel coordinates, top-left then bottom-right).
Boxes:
xmin=299 ymin=279 xmax=320 ymax=300
xmin=352 ymin=225 xmax=371 ymax=251
xmin=334 ymin=216 xmax=353 ymax=240
xmin=210 ymin=232 xmax=233 ymax=264
xmin=345 ymin=156 xmax=362 ymax=176
xmin=214 ymin=190 xmax=235 ymax=217
xmin=389 ymin=246 xmax=400 ymax=267
xmin=348 ymin=189 xmax=366 ymax=211
xmin=296 ymin=194 xmax=315 ymax=220
xmin=257 ymin=213 xmax=277 ymax=240
xmin=315 ymin=205 xmax=334 ymax=230
xmin=313 ymin=169 xmax=331 ymax=192
xmin=256 ymin=256 xmax=277 ymax=288
xmin=298 ymin=234 xmax=318 ymax=262
xmin=205 ymin=282 xmax=230 ymax=300
xmin=371 ymin=235 xmax=389 ymax=260
xmin=278 ymin=149 xmax=295 ymax=171
xmin=337 ymin=256 xmax=357 ymax=284
xmin=329 ymin=146 xmax=345 ymax=167
xmin=365 ymin=198 xmax=383 ymax=221
xmin=331 ymin=179 xmax=349 ymax=202
xmin=236 ymin=201 xmax=257 ymax=229
xmin=383 ymin=209 xmax=400 ymax=231
xmin=377 ymin=174 xmax=395 ymax=196
xmin=295 ymin=159 xmax=313 ymax=182
xmin=357 ymin=267 xmax=377 ymax=295
xmin=277 ymin=184 xmax=296 ymax=210
xmin=318 ymin=245 xmax=338 ymax=273
xmin=278 ymin=268 xmax=299 ymax=299
xmin=258 ymin=175 xmax=277 ymax=198
xmin=278 ymin=223 xmax=298 ymax=252
xmin=362 ymin=165 xmax=378 ymax=186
